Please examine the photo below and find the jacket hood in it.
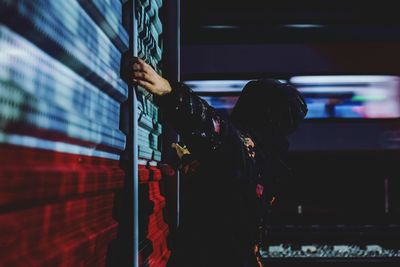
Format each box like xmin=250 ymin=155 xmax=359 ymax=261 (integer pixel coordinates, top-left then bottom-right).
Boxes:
xmin=231 ymin=79 xmax=308 ymax=136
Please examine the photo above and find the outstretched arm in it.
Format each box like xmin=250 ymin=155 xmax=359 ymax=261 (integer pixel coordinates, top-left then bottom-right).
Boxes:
xmin=131 ymin=58 xmax=231 ymax=157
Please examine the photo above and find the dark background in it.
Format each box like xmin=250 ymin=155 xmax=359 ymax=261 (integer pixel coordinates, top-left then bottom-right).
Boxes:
xmin=178 ymin=1 xmax=400 ymax=262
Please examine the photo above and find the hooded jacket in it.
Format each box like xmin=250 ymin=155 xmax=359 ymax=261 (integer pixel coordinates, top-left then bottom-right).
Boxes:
xmin=156 ymin=79 xmax=307 ymax=267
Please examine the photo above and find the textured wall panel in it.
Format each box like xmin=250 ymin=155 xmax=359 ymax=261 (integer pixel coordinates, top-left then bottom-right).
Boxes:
xmin=136 ymin=0 xmax=171 ymax=265
xmin=0 ymin=0 xmax=128 ymax=266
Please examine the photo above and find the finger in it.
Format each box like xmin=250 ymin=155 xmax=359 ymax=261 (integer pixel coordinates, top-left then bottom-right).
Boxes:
xmin=136 ymin=79 xmax=155 ymax=91
xmin=171 ymin=143 xmax=177 ymax=149
xmin=137 ymin=58 xmax=155 ymax=72
xmin=132 ymin=57 xmax=150 ymax=71
xmin=132 ymin=62 xmax=145 ymax=72
xmin=134 ymin=61 xmax=152 ymax=72
xmin=134 ymin=73 xmax=157 ymax=86
xmin=132 ymin=71 xmax=150 ymax=81
xmin=142 ymin=62 xmax=153 ymax=73
xmin=137 ymin=57 xmax=148 ymax=66
xmin=132 ymin=71 xmax=144 ymax=78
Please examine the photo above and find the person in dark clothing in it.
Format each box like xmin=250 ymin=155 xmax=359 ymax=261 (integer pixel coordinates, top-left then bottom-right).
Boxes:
xmin=131 ymin=58 xmax=308 ymax=267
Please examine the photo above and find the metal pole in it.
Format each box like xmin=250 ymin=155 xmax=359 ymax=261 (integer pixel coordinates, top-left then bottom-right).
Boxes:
xmin=176 ymin=0 xmax=181 ymax=227
xmin=131 ymin=0 xmax=139 ymax=266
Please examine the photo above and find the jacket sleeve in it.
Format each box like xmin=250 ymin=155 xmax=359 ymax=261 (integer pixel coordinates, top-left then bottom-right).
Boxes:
xmin=180 ymin=154 xmax=201 ymax=177
xmin=154 ymin=82 xmax=235 ymax=157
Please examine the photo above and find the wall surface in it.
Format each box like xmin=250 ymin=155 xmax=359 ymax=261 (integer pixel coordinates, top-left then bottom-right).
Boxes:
xmin=0 ymin=0 xmax=128 ymax=265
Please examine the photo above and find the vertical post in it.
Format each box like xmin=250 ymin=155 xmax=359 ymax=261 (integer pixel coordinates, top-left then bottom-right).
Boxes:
xmin=130 ymin=0 xmax=139 ymax=266
xmin=176 ymin=0 xmax=181 ymax=227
